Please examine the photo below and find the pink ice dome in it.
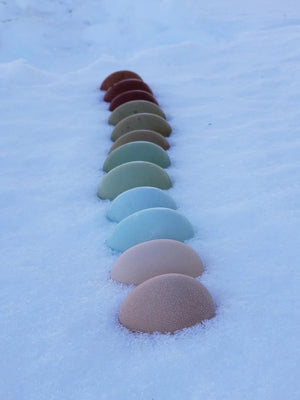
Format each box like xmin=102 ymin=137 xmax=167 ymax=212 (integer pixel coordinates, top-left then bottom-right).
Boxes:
xmin=119 ymin=273 xmax=215 ymax=334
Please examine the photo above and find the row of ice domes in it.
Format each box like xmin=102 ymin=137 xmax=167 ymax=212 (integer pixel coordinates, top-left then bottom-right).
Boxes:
xmin=97 ymin=70 xmax=215 ymax=333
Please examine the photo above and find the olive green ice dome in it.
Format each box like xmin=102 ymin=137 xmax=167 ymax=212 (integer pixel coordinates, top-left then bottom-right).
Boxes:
xmin=103 ymin=141 xmax=170 ymax=172
xmin=97 ymin=161 xmax=172 ymax=200
xmin=111 ymin=113 xmax=172 ymax=142
xmin=109 ymin=130 xmax=170 ymax=153
xmin=108 ymin=100 xmax=166 ymax=125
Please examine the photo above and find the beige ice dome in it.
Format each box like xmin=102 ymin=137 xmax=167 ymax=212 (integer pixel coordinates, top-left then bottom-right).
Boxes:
xmin=119 ymin=273 xmax=215 ymax=334
xmin=111 ymin=239 xmax=204 ymax=285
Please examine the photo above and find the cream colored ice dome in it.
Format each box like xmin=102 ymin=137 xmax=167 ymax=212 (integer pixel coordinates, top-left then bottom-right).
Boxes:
xmin=111 ymin=239 xmax=203 ymax=285
xmin=119 ymin=273 xmax=215 ymax=334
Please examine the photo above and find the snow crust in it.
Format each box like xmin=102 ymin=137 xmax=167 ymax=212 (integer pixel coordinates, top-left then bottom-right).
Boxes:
xmin=1 ymin=1 xmax=300 ymax=399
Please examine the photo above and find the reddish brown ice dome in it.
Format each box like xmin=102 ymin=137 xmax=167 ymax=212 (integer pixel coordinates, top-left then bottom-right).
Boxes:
xmin=119 ymin=273 xmax=215 ymax=334
xmin=104 ymin=79 xmax=153 ymax=102
xmin=111 ymin=239 xmax=204 ymax=285
xmin=109 ymin=90 xmax=158 ymax=111
xmin=100 ymin=70 xmax=143 ymax=90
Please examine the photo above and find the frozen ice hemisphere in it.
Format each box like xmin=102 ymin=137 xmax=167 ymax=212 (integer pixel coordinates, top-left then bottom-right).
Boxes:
xmin=104 ymin=79 xmax=153 ymax=102
xmin=119 ymin=273 xmax=215 ymax=333
xmin=109 ymin=130 xmax=170 ymax=153
xmin=108 ymin=100 xmax=166 ymax=126
xmin=103 ymin=141 xmax=170 ymax=172
xmin=106 ymin=207 xmax=193 ymax=252
xmin=111 ymin=113 xmax=172 ymax=141
xmin=111 ymin=239 xmax=203 ymax=285
xmin=100 ymin=70 xmax=142 ymax=90
xmin=97 ymin=161 xmax=172 ymax=200
xmin=109 ymin=90 xmax=158 ymax=111
xmin=107 ymin=187 xmax=176 ymax=222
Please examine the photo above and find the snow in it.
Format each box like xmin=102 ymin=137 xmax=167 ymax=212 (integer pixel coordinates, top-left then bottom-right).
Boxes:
xmin=1 ymin=1 xmax=300 ymax=399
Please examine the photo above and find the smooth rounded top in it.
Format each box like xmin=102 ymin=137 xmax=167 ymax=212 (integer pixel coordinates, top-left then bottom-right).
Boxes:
xmin=111 ymin=113 xmax=172 ymax=141
xmin=104 ymin=79 xmax=153 ymax=102
xmin=108 ymin=100 xmax=166 ymax=126
xmin=98 ymin=161 xmax=172 ymax=200
xmin=107 ymin=187 xmax=177 ymax=222
xmin=100 ymin=70 xmax=142 ymax=90
xmin=119 ymin=273 xmax=215 ymax=333
xmin=109 ymin=90 xmax=158 ymax=111
xmin=109 ymin=130 xmax=170 ymax=153
xmin=106 ymin=207 xmax=193 ymax=252
xmin=111 ymin=239 xmax=203 ymax=285
xmin=103 ymin=141 xmax=170 ymax=172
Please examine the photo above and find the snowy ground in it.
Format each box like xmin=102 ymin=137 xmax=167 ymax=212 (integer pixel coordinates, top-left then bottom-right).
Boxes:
xmin=1 ymin=1 xmax=300 ymax=399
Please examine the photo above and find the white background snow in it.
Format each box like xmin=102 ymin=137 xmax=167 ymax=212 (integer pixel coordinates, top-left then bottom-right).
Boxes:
xmin=1 ymin=1 xmax=300 ymax=399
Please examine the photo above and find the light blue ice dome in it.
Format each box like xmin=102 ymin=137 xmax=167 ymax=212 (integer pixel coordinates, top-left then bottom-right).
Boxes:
xmin=106 ymin=207 xmax=194 ymax=252
xmin=106 ymin=186 xmax=177 ymax=222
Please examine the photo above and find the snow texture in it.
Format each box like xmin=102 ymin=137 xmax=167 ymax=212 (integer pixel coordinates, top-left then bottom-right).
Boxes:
xmin=1 ymin=1 xmax=300 ymax=399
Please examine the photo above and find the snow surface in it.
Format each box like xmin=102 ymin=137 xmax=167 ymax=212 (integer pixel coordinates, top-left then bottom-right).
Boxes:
xmin=1 ymin=1 xmax=300 ymax=399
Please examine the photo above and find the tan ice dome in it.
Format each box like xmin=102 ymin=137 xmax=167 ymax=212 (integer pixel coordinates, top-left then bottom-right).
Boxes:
xmin=111 ymin=239 xmax=204 ymax=285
